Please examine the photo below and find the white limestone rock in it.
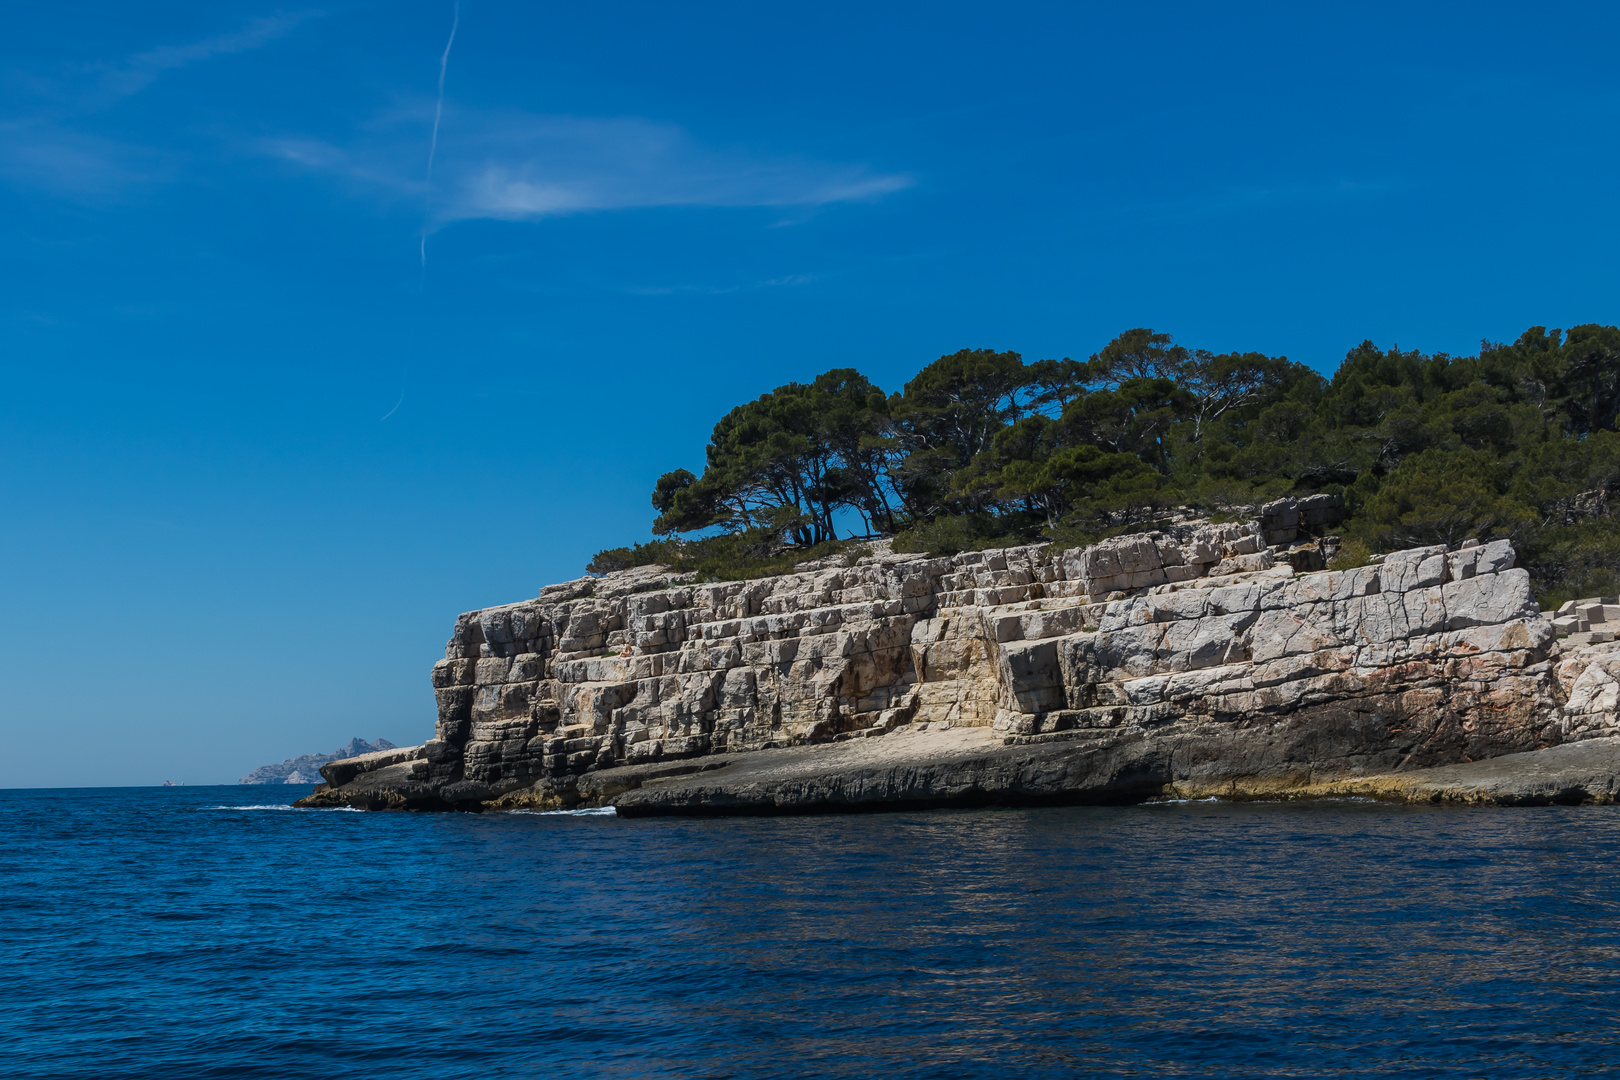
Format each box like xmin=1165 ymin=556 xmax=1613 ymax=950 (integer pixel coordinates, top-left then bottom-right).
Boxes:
xmin=304 ymin=522 xmax=1612 ymax=813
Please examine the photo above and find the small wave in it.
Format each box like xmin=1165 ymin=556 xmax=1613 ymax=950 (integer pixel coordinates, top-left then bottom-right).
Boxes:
xmin=508 ymin=806 xmax=618 ymax=817
xmin=1145 ymin=795 xmax=1383 ymax=807
xmin=206 ymin=804 xmax=361 ymax=812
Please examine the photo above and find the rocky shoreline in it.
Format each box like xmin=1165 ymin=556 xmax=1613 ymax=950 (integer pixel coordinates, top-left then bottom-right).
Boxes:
xmin=298 ymin=501 xmax=1620 ymax=815
xmin=297 ymin=720 xmax=1620 ymax=814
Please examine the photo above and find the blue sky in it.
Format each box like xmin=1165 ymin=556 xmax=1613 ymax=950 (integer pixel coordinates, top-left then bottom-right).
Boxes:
xmin=4 ymin=1 xmax=1618 ymax=786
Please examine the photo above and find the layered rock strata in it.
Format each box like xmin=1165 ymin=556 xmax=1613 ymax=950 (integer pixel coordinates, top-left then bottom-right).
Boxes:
xmin=300 ymin=517 xmax=1620 ymax=813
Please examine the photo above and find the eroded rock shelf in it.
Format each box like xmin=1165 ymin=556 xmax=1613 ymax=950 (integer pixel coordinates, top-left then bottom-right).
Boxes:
xmin=300 ymin=508 xmax=1620 ymax=814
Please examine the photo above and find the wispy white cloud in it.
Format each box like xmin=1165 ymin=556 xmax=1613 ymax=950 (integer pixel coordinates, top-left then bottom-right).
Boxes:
xmin=268 ymin=108 xmax=914 ymax=223
xmin=0 ymin=13 xmax=911 ymax=226
xmin=92 ymin=11 xmax=319 ymax=101
xmin=0 ymin=123 xmax=173 ymax=196
xmin=0 ymin=12 xmax=317 ymax=198
xmin=268 ymin=137 xmax=418 ymax=194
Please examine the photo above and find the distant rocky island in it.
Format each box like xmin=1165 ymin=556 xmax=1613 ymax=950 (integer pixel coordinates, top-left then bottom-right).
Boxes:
xmin=241 ymin=738 xmax=396 ymax=784
xmin=296 ymin=499 xmax=1620 ymax=814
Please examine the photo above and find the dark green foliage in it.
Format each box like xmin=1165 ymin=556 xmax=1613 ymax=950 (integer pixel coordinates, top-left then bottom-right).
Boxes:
xmin=891 ymin=512 xmax=1032 ymax=557
xmin=888 ymin=348 xmax=1040 ymax=519
xmin=587 ymin=529 xmax=855 ymax=582
xmin=1530 ymin=521 xmax=1620 ymax=610
xmin=1347 ymin=448 xmax=1534 ymax=551
xmin=650 ymin=369 xmax=897 ymax=546
xmin=592 ymin=324 xmax=1620 ymax=601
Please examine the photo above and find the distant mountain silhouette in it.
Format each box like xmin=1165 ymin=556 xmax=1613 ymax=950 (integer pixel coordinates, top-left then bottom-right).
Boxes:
xmin=239 ymin=738 xmax=397 ymax=785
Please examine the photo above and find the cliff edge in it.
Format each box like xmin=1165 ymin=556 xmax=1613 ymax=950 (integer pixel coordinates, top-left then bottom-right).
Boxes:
xmin=298 ymin=504 xmax=1620 ymax=813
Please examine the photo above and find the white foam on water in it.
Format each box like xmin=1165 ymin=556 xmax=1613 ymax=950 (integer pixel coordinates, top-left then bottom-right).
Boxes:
xmin=206 ymin=804 xmax=362 ymax=812
xmin=508 ymin=806 xmax=619 ymax=817
xmin=1145 ymin=795 xmax=1382 ymax=807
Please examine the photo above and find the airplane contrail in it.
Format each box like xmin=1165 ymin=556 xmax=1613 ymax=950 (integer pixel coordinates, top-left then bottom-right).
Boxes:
xmin=421 ymin=4 xmax=460 ymax=270
xmin=379 ymin=389 xmax=405 ymax=421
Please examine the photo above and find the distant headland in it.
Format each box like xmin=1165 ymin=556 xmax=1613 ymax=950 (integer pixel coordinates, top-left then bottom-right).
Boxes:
xmin=242 ymin=738 xmax=396 ymax=785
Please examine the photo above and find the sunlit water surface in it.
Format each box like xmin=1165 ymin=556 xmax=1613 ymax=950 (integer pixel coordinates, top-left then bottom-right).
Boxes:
xmin=5 ymin=786 xmax=1620 ymax=1078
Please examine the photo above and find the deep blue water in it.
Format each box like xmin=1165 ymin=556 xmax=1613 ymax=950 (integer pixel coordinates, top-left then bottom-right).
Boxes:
xmin=7 ymin=789 xmax=1620 ymax=1079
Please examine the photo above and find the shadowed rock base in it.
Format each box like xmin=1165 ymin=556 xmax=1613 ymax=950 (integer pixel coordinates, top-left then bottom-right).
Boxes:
xmin=296 ymin=727 xmax=1620 ymax=816
xmin=1288 ymin=738 xmax=1620 ymax=805
xmin=608 ymin=732 xmax=1620 ymax=815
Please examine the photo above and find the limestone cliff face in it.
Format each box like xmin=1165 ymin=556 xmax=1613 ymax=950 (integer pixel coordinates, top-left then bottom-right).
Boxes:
xmin=300 ymin=514 xmax=1616 ymax=812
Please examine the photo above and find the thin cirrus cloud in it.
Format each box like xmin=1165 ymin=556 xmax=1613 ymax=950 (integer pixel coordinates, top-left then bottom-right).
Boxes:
xmin=268 ymin=109 xmax=915 ymax=224
xmin=1 ymin=12 xmax=318 ymax=199
xmin=0 ymin=123 xmax=172 ymax=196
xmin=89 ymin=11 xmax=320 ymax=102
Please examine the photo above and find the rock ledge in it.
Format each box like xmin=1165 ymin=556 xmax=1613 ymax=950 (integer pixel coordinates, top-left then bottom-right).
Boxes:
xmin=299 ymin=519 xmax=1620 ymax=815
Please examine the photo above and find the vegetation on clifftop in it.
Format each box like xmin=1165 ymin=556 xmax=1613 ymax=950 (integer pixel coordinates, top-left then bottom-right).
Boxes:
xmin=590 ymin=325 xmax=1620 ymax=604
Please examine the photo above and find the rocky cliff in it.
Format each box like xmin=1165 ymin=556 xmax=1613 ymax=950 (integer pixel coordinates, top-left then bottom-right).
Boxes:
xmin=299 ymin=501 xmax=1620 ymax=813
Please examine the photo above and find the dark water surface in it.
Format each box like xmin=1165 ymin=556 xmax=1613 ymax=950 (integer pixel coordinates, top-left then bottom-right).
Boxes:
xmin=6 ymin=788 xmax=1620 ymax=1078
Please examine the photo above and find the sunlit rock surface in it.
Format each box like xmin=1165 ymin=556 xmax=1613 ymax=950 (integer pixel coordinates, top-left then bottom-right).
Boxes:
xmin=298 ymin=519 xmax=1620 ymax=813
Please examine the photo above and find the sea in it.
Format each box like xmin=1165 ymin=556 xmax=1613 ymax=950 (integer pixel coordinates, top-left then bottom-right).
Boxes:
xmin=6 ymin=787 xmax=1620 ymax=1079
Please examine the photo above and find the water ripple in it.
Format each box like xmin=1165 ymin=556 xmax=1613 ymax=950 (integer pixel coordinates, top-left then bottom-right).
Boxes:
xmin=6 ymin=787 xmax=1620 ymax=1077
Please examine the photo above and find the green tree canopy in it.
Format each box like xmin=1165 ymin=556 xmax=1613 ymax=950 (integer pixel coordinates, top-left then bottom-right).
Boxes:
xmin=604 ymin=321 xmax=1620 ymax=604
